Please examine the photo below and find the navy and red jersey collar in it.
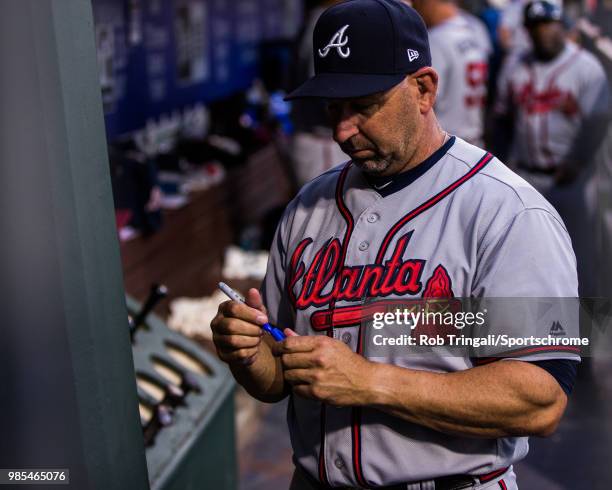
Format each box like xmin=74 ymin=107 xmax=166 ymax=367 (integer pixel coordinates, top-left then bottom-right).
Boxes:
xmin=363 ymin=135 xmax=456 ymax=197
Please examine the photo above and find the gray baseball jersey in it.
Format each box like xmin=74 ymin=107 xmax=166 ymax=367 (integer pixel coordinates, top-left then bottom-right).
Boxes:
xmin=429 ymin=14 xmax=491 ymax=146
xmin=262 ymin=136 xmax=579 ymax=487
xmin=460 ymin=9 xmax=493 ymax=60
xmin=495 ymin=42 xmax=609 ymax=169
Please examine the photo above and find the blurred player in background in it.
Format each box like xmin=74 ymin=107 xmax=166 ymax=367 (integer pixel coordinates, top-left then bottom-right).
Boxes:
xmin=413 ymin=0 xmax=492 ymax=146
xmin=493 ymin=0 xmax=610 ymax=295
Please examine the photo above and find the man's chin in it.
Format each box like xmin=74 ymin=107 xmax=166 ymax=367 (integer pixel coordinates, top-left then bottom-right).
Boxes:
xmin=352 ymin=158 xmax=392 ymax=176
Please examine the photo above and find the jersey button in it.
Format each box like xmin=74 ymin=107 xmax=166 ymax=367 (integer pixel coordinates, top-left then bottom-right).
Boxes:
xmin=342 ymin=332 xmax=352 ymax=344
xmin=334 ymin=458 xmax=345 ymax=469
xmin=367 ymin=213 xmax=379 ymax=223
xmin=358 ymin=241 xmax=369 ymax=251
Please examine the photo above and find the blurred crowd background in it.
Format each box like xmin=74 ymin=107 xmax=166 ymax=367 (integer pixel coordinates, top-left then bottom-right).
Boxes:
xmin=99 ymin=0 xmax=612 ymax=305
xmin=92 ymin=0 xmax=612 ymax=488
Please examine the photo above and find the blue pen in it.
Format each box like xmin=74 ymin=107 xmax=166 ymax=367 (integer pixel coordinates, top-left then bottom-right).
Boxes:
xmin=218 ymin=282 xmax=287 ymax=341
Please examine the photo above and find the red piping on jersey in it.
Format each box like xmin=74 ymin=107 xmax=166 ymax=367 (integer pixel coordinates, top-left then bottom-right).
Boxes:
xmin=479 ymin=467 xmax=509 ymax=483
xmin=317 ymin=162 xmax=355 ymax=487
xmin=376 ymin=152 xmax=494 ymax=263
xmin=351 ymin=408 xmax=368 ymax=488
xmin=318 ymin=403 xmax=328 ymax=485
xmin=335 ymin=163 xmax=356 ymax=281
xmin=499 ymin=479 xmax=508 ymax=490
xmin=340 ymin=152 xmax=493 ymax=487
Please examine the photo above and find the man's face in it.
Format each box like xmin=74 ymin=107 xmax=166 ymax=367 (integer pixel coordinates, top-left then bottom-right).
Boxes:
xmin=527 ymin=21 xmax=565 ymax=60
xmin=326 ymin=76 xmax=423 ymax=176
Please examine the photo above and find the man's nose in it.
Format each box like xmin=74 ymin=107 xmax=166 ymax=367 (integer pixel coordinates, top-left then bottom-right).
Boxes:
xmin=333 ymin=105 xmax=360 ymax=144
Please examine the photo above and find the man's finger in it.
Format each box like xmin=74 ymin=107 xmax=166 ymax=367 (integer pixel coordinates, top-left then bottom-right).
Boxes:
xmin=274 ymin=335 xmax=324 ymax=355
xmin=213 ymin=332 xmax=262 ymax=350
xmin=281 ymin=352 xmax=320 ymax=370
xmin=218 ymin=347 xmax=259 ymax=364
xmin=219 ymin=299 xmax=269 ymax=325
xmin=211 ymin=317 xmax=264 ymax=337
xmin=284 ymin=368 xmax=316 ymax=385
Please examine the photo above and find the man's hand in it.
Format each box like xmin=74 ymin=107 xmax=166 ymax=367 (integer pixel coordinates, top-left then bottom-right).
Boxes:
xmin=210 ymin=288 xmax=288 ymax=403
xmin=273 ymin=334 xmax=373 ymax=406
xmin=210 ymin=288 xmax=268 ymax=366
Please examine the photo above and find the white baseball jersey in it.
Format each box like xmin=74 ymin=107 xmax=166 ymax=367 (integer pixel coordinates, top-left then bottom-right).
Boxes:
xmin=495 ymin=42 xmax=609 ymax=169
xmin=429 ymin=14 xmax=491 ymax=146
xmin=262 ymin=136 xmax=579 ymax=487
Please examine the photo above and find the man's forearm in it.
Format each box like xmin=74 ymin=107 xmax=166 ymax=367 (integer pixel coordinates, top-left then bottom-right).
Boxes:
xmin=230 ymin=337 xmax=288 ymax=403
xmin=363 ymin=360 xmax=567 ymax=438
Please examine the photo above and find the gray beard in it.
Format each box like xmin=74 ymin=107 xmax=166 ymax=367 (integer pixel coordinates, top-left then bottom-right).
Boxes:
xmin=352 ymin=156 xmax=394 ymax=176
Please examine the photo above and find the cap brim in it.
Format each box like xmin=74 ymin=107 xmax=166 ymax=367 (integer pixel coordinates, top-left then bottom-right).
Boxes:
xmin=285 ymin=72 xmax=407 ymax=100
xmin=524 ymin=14 xmax=561 ymax=25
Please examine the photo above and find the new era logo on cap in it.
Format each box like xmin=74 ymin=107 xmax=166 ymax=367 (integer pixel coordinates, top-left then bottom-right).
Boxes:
xmin=407 ymin=49 xmax=419 ymax=62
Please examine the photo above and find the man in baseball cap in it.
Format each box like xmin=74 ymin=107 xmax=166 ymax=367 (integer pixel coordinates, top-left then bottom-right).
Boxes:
xmin=286 ymin=0 xmax=443 ymax=177
xmin=523 ymin=0 xmax=565 ymax=61
xmin=213 ymin=1 xmax=579 ymax=489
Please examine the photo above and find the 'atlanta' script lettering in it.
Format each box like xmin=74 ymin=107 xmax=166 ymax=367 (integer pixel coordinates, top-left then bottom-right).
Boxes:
xmin=288 ymin=232 xmax=452 ymax=309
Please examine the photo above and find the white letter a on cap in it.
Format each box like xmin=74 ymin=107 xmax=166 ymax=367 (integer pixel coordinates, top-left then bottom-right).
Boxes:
xmin=319 ymin=25 xmax=351 ymax=59
xmin=407 ymin=49 xmax=419 ymax=62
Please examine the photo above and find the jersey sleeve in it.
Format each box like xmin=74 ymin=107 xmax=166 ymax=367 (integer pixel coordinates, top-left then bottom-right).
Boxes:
xmin=471 ymin=208 xmax=581 ymax=363
xmin=261 ymin=203 xmax=296 ymax=330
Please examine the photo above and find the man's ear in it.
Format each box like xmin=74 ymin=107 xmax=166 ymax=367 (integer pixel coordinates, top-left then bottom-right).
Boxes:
xmin=412 ymin=67 xmax=438 ymax=113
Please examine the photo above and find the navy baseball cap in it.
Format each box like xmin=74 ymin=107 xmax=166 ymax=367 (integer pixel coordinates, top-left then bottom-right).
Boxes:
xmin=285 ymin=0 xmax=432 ymax=100
xmin=524 ymin=1 xmax=563 ymax=27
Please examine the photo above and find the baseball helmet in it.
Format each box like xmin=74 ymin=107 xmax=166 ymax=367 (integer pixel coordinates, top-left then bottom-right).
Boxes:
xmin=523 ymin=0 xmax=563 ymax=27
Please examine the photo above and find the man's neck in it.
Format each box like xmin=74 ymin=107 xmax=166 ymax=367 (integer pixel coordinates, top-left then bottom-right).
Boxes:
xmin=396 ymin=123 xmax=447 ymax=175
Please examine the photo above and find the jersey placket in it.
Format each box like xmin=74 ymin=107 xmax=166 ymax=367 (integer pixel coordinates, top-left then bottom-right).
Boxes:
xmin=321 ymin=164 xmax=389 ymax=487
